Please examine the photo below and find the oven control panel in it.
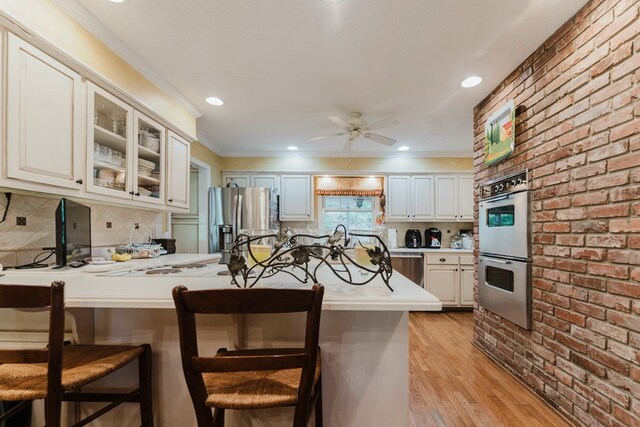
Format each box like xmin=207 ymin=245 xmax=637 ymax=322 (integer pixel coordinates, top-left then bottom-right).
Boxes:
xmin=482 ymin=170 xmax=528 ymax=199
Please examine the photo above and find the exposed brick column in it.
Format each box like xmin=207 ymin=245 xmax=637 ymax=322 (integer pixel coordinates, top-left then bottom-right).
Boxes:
xmin=472 ymin=0 xmax=640 ymax=425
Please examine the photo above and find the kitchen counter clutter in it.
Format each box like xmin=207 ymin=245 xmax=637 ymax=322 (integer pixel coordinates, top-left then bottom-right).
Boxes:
xmin=0 ymin=253 xmax=441 ymax=427
xmin=389 ymin=247 xmax=473 ymax=253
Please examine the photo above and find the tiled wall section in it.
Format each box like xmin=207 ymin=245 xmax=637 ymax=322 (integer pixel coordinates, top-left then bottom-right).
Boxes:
xmin=0 ymin=194 xmax=163 ymax=267
xmin=282 ymin=220 xmax=473 ymax=248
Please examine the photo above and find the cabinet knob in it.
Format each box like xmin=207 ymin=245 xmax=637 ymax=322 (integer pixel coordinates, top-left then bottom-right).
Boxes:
xmin=135 ymin=192 xmax=140 ymax=197
xmin=439 ymin=258 xmax=446 ymax=262
xmin=168 ymin=198 xmax=174 ymax=203
xmin=76 ymin=179 xmax=83 ymax=184
xmin=129 ymin=191 xmax=135 ymax=195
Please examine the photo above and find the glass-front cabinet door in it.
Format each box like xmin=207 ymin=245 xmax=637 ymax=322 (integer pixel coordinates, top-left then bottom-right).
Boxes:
xmin=87 ymin=83 xmax=133 ymax=199
xmin=134 ymin=111 xmax=165 ymax=204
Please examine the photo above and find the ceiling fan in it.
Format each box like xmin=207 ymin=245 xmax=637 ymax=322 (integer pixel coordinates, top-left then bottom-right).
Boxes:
xmin=309 ymin=112 xmax=399 ymax=153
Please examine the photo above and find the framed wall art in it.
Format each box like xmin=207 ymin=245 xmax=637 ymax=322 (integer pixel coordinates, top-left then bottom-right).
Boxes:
xmin=484 ymin=99 xmax=515 ymax=165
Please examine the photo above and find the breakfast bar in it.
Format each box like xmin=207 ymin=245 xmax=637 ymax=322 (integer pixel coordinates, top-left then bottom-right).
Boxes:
xmin=0 ymin=254 xmax=441 ymax=426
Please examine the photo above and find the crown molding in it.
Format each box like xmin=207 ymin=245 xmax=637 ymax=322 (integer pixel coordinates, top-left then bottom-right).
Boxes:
xmin=195 ymin=133 xmax=224 ymax=156
xmin=51 ymin=0 xmax=202 ymax=119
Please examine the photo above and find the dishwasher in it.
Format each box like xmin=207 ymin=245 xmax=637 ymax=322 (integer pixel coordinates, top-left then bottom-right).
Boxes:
xmin=390 ymin=252 xmax=424 ymax=287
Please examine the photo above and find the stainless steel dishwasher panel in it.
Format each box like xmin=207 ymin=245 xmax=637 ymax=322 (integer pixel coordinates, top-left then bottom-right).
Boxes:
xmin=390 ymin=253 xmax=424 ymax=287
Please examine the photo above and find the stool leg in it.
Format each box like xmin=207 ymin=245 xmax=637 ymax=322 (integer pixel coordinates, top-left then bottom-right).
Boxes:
xmin=213 ymin=408 xmax=225 ymax=427
xmin=138 ymin=344 xmax=154 ymax=426
xmin=314 ymin=376 xmax=323 ymax=427
xmin=45 ymin=396 xmax=62 ymax=427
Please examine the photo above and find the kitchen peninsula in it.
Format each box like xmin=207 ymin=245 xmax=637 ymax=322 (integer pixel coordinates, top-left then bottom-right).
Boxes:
xmin=0 ymin=254 xmax=441 ymax=427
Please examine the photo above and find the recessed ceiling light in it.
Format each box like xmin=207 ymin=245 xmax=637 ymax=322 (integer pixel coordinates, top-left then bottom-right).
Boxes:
xmin=108 ymin=0 xmax=130 ymax=3
xmin=287 ymin=146 xmax=299 ymax=151
xmin=461 ymin=76 xmax=482 ymax=88
xmin=205 ymin=97 xmax=224 ymax=106
xmin=397 ymin=146 xmax=410 ymax=151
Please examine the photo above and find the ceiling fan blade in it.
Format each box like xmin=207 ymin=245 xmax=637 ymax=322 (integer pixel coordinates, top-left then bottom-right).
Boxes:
xmin=309 ymin=132 xmax=346 ymax=141
xmin=364 ymin=133 xmax=397 ymax=146
xmin=342 ymin=139 xmax=352 ymax=154
xmin=328 ymin=116 xmax=349 ymax=128
xmin=367 ymin=117 xmax=399 ymax=131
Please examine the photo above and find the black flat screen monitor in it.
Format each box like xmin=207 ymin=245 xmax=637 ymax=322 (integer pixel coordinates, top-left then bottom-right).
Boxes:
xmin=55 ymin=198 xmax=91 ymax=266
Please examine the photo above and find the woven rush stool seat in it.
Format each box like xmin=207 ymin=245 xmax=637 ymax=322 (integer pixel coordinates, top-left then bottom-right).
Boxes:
xmin=0 ymin=282 xmax=154 ymax=427
xmin=0 ymin=344 xmax=143 ymax=401
xmin=173 ymin=284 xmax=325 ymax=427
xmin=203 ymin=350 xmax=321 ymax=409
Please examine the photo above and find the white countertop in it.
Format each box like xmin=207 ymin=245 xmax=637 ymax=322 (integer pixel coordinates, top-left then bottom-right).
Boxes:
xmin=0 ymin=253 xmax=441 ymax=312
xmin=389 ymin=248 xmax=474 ymax=254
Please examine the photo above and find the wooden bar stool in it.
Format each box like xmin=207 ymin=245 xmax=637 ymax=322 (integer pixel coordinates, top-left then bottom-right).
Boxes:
xmin=173 ymin=284 xmax=324 ymax=427
xmin=0 ymin=281 xmax=154 ymax=427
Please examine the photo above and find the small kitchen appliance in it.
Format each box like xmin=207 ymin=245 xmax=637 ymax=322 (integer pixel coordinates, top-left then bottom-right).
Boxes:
xmin=404 ymin=229 xmax=422 ymax=248
xmin=424 ymin=228 xmax=442 ymax=249
xmin=55 ymin=198 xmax=92 ymax=267
xmin=387 ymin=228 xmax=398 ymax=249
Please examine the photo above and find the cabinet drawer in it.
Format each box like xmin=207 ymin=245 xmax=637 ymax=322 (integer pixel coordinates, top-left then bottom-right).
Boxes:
xmin=425 ymin=255 xmax=459 ymax=265
xmin=460 ymin=255 xmax=474 ymax=265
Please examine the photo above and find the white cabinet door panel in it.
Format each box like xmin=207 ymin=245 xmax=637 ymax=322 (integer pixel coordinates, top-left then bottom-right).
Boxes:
xmin=6 ymin=34 xmax=82 ymax=190
xmin=459 ymin=175 xmax=474 ymax=221
xmin=426 ymin=266 xmax=458 ymax=305
xmin=224 ymin=175 xmax=249 ymax=187
xmin=387 ymin=176 xmax=410 ymax=221
xmin=167 ymin=131 xmax=190 ymax=209
xmin=411 ymin=176 xmax=434 ymax=220
xmin=435 ymin=176 xmax=458 ymax=220
xmin=251 ymin=175 xmax=280 ymax=195
xmin=280 ymin=175 xmax=311 ymax=220
xmin=460 ymin=265 xmax=474 ymax=306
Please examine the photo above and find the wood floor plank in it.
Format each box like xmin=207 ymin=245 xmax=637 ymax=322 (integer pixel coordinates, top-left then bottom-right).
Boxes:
xmin=409 ymin=312 xmax=570 ymax=427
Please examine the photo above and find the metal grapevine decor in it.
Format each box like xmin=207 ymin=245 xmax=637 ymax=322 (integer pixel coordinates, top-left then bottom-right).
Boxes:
xmin=226 ymin=225 xmax=394 ymax=291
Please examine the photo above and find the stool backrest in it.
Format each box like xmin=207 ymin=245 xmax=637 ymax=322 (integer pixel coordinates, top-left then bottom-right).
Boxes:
xmin=172 ymin=284 xmax=324 ymax=418
xmin=0 ymin=282 xmax=65 ymax=402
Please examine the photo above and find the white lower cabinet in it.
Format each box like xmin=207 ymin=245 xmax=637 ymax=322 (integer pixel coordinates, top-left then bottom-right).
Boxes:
xmin=424 ymin=253 xmax=474 ymax=307
xmin=5 ymin=33 xmax=83 ymax=190
xmin=223 ymin=175 xmax=249 ymax=187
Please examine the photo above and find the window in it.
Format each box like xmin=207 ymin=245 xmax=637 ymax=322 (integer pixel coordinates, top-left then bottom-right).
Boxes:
xmin=319 ymin=196 xmax=374 ymax=232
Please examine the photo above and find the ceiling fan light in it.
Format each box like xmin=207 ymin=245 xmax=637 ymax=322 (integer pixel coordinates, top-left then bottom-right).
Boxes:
xmin=461 ymin=76 xmax=482 ymax=88
xmin=397 ymin=146 xmax=410 ymax=151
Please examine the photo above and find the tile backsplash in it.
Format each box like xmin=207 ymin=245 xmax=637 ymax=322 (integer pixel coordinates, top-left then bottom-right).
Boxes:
xmin=0 ymin=193 xmax=163 ymax=267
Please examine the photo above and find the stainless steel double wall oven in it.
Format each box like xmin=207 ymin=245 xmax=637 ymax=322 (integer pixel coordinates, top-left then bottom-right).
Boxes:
xmin=478 ymin=170 xmax=531 ymax=329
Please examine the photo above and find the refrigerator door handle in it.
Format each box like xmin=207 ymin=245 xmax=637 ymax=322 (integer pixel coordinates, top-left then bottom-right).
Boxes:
xmin=232 ymin=194 xmax=242 ymax=243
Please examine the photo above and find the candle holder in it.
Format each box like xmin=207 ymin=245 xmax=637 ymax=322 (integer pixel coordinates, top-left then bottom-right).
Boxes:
xmin=227 ymin=225 xmax=394 ymax=291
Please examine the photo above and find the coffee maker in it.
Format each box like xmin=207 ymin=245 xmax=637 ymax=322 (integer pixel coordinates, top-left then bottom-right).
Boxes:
xmin=425 ymin=228 xmax=442 ymax=249
xmin=405 ymin=229 xmax=422 ymax=248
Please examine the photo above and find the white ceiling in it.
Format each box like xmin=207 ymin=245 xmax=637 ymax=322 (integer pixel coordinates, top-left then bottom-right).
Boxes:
xmin=67 ymin=0 xmax=587 ymax=157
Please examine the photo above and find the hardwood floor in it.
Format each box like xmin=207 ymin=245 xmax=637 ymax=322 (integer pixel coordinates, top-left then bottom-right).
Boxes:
xmin=409 ymin=311 xmax=570 ymax=427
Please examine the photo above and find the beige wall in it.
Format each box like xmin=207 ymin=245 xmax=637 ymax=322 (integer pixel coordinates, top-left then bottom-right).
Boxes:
xmin=219 ymin=156 xmax=472 ymax=174
xmin=191 ymin=142 xmax=221 ymax=186
xmin=0 ymin=0 xmax=196 ymax=137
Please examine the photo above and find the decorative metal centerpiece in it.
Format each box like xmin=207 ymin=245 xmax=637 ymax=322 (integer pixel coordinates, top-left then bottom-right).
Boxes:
xmin=227 ymin=225 xmax=394 ymax=291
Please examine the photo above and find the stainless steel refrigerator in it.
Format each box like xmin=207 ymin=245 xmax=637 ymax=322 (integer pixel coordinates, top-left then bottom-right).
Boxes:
xmin=209 ymin=187 xmax=278 ymax=263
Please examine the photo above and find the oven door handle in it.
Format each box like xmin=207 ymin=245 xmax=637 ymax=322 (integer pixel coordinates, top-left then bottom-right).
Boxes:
xmin=484 ymin=258 xmax=513 ymax=264
xmin=483 ymin=194 xmax=511 ymax=203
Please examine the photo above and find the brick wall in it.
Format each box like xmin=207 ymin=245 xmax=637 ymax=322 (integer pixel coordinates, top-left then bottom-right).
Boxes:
xmin=472 ymin=0 xmax=640 ymax=425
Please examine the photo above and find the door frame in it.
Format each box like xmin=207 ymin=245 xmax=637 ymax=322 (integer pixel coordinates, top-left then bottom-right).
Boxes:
xmin=188 ymin=157 xmax=211 ymax=254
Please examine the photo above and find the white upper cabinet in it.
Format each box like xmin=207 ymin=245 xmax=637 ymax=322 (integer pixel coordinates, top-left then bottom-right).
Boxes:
xmin=86 ymin=83 xmax=134 ymax=200
xmin=387 ymin=175 xmax=434 ymax=221
xmin=458 ymin=175 xmax=474 ymax=220
xmin=6 ymin=33 xmax=83 ymax=190
xmin=387 ymin=176 xmax=410 ymax=221
xmin=435 ymin=176 xmax=458 ymax=220
xmin=251 ymin=175 xmax=280 ymax=196
xmin=411 ymin=176 xmax=435 ymax=220
xmin=134 ymin=111 xmax=165 ymax=205
xmin=166 ymin=131 xmax=191 ymax=209
xmin=280 ymin=175 xmax=312 ymax=220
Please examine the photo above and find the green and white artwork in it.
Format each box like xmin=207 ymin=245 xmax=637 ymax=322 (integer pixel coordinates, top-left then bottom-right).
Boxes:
xmin=484 ymin=99 xmax=515 ymax=165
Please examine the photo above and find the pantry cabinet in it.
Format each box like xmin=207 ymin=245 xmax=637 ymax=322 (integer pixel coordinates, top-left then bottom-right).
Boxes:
xmin=424 ymin=253 xmax=474 ymax=307
xmin=5 ymin=33 xmax=84 ymax=190
xmin=280 ymin=175 xmax=312 ymax=220
xmin=166 ymin=131 xmax=191 ymax=209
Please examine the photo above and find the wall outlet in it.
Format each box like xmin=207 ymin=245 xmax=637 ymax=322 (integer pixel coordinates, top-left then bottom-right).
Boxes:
xmin=16 ymin=217 xmax=26 ymax=226
xmin=106 ymin=222 xmax=112 ymax=229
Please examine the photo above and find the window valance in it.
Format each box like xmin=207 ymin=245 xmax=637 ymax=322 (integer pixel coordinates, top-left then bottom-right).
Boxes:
xmin=314 ymin=176 xmax=384 ymax=197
